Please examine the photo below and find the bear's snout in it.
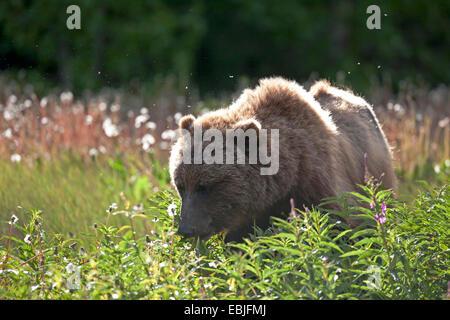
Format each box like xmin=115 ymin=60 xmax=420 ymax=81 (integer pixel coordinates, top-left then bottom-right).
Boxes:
xmin=177 ymin=218 xmax=214 ymax=239
xmin=177 ymin=220 xmax=196 ymax=237
xmin=178 ymin=201 xmax=214 ymax=239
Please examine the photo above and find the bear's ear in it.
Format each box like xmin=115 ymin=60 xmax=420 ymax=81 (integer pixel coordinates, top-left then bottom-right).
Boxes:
xmin=233 ymin=118 xmax=261 ymax=132
xmin=179 ymin=115 xmax=195 ymax=133
xmin=232 ymin=119 xmax=261 ymax=162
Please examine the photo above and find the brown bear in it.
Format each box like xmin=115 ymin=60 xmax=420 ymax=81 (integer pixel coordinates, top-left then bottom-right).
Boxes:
xmin=169 ymin=77 xmax=396 ymax=241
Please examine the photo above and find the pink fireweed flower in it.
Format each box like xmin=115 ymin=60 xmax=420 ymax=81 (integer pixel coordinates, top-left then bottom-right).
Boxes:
xmin=381 ymin=202 xmax=387 ymax=215
xmin=374 ymin=201 xmax=387 ymax=224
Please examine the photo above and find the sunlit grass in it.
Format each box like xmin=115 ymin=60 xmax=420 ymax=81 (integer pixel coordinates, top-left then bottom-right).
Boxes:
xmin=0 ymin=153 xmax=168 ymax=243
xmin=1 ymin=183 xmax=448 ymax=299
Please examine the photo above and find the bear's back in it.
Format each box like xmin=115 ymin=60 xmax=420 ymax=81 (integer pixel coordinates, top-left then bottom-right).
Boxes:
xmin=309 ymin=80 xmax=397 ymax=192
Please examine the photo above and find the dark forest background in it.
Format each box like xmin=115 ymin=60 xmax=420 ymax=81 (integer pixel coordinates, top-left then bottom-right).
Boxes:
xmin=0 ymin=0 xmax=448 ymax=96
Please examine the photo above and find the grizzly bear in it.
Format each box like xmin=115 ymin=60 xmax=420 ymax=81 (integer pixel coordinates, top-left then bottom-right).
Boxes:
xmin=169 ymin=77 xmax=396 ymax=242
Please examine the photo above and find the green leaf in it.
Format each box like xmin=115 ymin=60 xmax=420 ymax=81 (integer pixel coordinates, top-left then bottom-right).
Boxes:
xmin=340 ymin=250 xmax=367 ymax=258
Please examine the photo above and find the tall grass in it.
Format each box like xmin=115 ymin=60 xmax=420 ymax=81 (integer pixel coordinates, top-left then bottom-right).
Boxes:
xmin=1 ymin=182 xmax=448 ymax=299
xmin=0 ymin=153 xmax=171 ymax=245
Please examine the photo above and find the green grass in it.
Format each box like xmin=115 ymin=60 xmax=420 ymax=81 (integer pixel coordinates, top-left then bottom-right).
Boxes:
xmin=0 ymin=153 xmax=169 ymax=244
xmin=1 ymin=175 xmax=448 ymax=299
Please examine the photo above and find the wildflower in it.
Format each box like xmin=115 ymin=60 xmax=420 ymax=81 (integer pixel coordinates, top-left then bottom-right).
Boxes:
xmin=10 ymin=153 xmax=21 ymax=163
xmin=393 ymin=103 xmax=405 ymax=116
xmin=3 ymin=109 xmax=14 ymax=121
xmin=89 ymin=148 xmax=99 ymax=157
xmin=40 ymin=97 xmax=48 ymax=108
xmin=146 ymin=121 xmax=156 ymax=130
xmin=2 ymin=128 xmax=12 ymax=139
xmin=10 ymin=214 xmax=19 ymax=225
xmin=140 ymin=107 xmax=149 ymax=115
xmin=85 ymin=115 xmax=93 ymax=125
xmin=141 ymin=134 xmax=155 ymax=152
xmin=108 ymin=203 xmax=118 ymax=213
xmin=152 ymin=216 xmax=159 ymax=223
xmin=135 ymin=114 xmax=149 ymax=128
xmin=23 ymin=99 xmax=31 ymax=108
xmin=438 ymin=117 xmax=449 ymax=128
xmin=132 ymin=203 xmax=144 ymax=217
xmin=167 ymin=203 xmax=178 ymax=217
xmin=41 ymin=117 xmax=49 ymax=125
xmin=24 ymin=234 xmax=32 ymax=244
xmin=98 ymin=101 xmax=107 ymax=112
xmin=111 ymin=103 xmax=121 ymax=113
xmin=72 ymin=104 xmax=83 ymax=115
xmin=208 ymin=261 xmax=218 ymax=268
xmin=60 ymin=91 xmax=73 ymax=103
xmin=374 ymin=201 xmax=387 ymax=224
xmin=8 ymin=95 xmax=17 ymax=105
xmin=102 ymin=118 xmax=119 ymax=137
xmin=161 ymin=129 xmax=176 ymax=141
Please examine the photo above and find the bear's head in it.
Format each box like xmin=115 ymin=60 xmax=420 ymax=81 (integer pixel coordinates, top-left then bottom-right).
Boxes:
xmin=169 ymin=113 xmax=276 ymax=241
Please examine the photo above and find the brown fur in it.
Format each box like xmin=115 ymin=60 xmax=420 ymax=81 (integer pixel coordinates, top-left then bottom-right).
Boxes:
xmin=169 ymin=77 xmax=397 ymax=241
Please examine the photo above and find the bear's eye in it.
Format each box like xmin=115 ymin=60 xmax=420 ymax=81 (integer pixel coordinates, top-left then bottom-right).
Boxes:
xmin=197 ymin=185 xmax=210 ymax=194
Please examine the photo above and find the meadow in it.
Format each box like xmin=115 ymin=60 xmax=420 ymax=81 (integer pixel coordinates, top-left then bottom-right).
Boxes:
xmin=0 ymin=78 xmax=448 ymax=299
